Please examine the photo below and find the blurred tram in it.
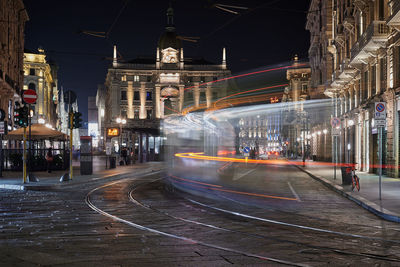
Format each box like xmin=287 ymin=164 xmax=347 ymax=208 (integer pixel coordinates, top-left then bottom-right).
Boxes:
xmin=163 ymin=111 xmax=236 ymax=188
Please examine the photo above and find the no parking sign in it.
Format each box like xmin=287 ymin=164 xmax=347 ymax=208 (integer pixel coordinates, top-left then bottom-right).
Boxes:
xmin=374 ymin=102 xmax=386 ymax=120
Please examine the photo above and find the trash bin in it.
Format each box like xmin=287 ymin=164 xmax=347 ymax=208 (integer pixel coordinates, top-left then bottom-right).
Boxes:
xmin=109 ymin=156 xmax=116 ymax=169
xmin=341 ymin=166 xmax=352 ymax=185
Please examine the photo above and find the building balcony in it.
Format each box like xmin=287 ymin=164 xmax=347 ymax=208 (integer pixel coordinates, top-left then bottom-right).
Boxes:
xmin=343 ymin=7 xmax=355 ymax=31
xmin=388 ymin=0 xmax=400 ymax=30
xmin=338 ymin=58 xmax=358 ymax=81
xmin=350 ymin=21 xmax=389 ymax=65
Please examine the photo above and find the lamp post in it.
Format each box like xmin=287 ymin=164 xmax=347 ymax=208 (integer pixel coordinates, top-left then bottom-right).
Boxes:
xmin=116 ymin=117 xmax=126 ymax=159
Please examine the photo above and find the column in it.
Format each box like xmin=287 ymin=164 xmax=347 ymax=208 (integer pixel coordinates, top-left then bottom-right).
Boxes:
xmin=38 ymin=77 xmax=44 ymax=115
xmin=127 ymin=81 xmax=134 ymax=119
xmin=146 ymin=134 xmax=150 ymax=162
xmin=140 ymin=82 xmax=146 ymax=119
xmin=376 ymin=59 xmax=381 ymax=95
xmin=349 ymin=87 xmax=353 ymax=111
xmin=194 ymin=82 xmax=200 ymax=107
xmin=131 ymin=132 xmax=136 ymax=164
xmin=367 ymin=64 xmax=372 ymax=99
xmin=139 ymin=132 xmax=143 ymax=163
xmin=179 ymin=85 xmax=184 ymax=112
xmin=161 ymin=99 xmax=165 ymax=118
xmin=156 ymin=85 xmax=161 ymax=118
xmin=206 ymin=85 xmax=212 ymax=108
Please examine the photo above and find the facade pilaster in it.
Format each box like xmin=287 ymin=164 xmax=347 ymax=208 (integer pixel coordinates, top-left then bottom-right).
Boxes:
xmin=206 ymin=86 xmax=212 ymax=108
xmin=127 ymin=81 xmax=134 ymax=119
xmin=140 ymin=82 xmax=146 ymax=119
xmin=179 ymin=85 xmax=184 ymax=112
xmin=194 ymin=82 xmax=200 ymax=107
xmin=155 ymin=85 xmax=161 ymax=118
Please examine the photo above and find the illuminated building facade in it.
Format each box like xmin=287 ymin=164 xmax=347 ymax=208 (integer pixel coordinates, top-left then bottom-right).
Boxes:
xmin=0 ymin=0 xmax=28 ymax=132
xmin=23 ymin=48 xmax=59 ymax=127
xmin=307 ymin=0 xmax=400 ymax=176
xmin=103 ymin=6 xmax=230 ymax=162
xmin=238 ymin=113 xmax=283 ymax=156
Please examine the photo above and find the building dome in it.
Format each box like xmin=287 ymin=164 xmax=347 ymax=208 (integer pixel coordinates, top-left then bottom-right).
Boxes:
xmin=158 ymin=29 xmax=181 ymax=50
xmin=158 ymin=5 xmax=181 ymax=50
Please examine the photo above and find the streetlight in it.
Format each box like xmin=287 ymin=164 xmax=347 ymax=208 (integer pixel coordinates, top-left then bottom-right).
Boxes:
xmin=116 ymin=116 xmax=126 ymax=155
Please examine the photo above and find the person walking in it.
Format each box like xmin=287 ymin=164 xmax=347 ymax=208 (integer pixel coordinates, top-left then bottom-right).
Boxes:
xmin=45 ymin=148 xmax=53 ymax=173
xmin=121 ymin=147 xmax=128 ymax=165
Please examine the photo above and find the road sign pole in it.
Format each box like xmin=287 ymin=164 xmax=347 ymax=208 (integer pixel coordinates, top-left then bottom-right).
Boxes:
xmin=0 ymin=133 xmax=3 ymax=178
xmin=379 ymin=126 xmax=382 ymax=200
xmin=70 ymin=113 xmax=73 ymax=180
xmin=28 ymin=104 xmax=32 ymax=177
xmin=23 ymin=126 xmax=27 ymax=183
xmin=334 ymin=135 xmax=337 ymax=180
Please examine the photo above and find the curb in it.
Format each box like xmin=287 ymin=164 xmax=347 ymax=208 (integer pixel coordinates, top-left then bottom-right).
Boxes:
xmin=293 ymin=164 xmax=400 ymax=223
xmin=0 ymin=183 xmax=61 ymax=191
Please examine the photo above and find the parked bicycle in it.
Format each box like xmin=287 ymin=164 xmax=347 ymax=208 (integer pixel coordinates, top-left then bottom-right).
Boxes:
xmin=351 ymin=166 xmax=360 ymax=191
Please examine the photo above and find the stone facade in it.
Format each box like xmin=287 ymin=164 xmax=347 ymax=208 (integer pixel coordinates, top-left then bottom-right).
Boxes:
xmin=0 ymin=0 xmax=28 ymax=131
xmin=23 ymin=48 xmax=58 ymax=127
xmin=102 ymin=7 xmax=231 ymax=162
xmin=307 ymin=0 xmax=400 ymax=177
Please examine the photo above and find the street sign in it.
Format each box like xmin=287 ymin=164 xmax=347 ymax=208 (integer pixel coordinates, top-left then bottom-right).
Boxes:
xmin=330 ymin=117 xmax=341 ymax=128
xmin=375 ymin=120 xmax=386 ymax=127
xmin=107 ymin=127 xmax=120 ymax=137
xmin=374 ymin=102 xmax=386 ymax=121
xmin=22 ymin=89 xmax=37 ymax=104
xmin=243 ymin=146 xmax=250 ymax=153
xmin=332 ymin=128 xmax=340 ymax=136
xmin=106 ymin=142 xmax=112 ymax=155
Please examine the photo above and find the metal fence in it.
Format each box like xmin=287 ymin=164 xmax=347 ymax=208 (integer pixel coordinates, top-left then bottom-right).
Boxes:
xmin=1 ymin=148 xmax=69 ymax=171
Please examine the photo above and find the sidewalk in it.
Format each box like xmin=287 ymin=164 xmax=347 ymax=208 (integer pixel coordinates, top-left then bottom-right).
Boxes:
xmin=0 ymin=155 xmax=163 ymax=191
xmin=292 ymin=159 xmax=400 ymax=223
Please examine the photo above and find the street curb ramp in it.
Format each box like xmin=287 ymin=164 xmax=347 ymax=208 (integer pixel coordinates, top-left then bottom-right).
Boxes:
xmin=292 ymin=164 xmax=400 ymax=223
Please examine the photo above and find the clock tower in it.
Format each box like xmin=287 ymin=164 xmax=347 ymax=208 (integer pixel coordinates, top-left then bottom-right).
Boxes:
xmin=157 ymin=5 xmax=182 ymax=69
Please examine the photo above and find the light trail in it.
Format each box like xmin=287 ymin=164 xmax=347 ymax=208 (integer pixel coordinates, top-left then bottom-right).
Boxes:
xmin=175 ymin=152 xmax=396 ymax=170
xmin=169 ymin=175 xmax=297 ymax=201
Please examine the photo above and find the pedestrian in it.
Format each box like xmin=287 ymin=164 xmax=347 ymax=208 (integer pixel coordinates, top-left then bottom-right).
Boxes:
xmin=45 ymin=148 xmax=53 ymax=173
xmin=121 ymin=147 xmax=128 ymax=165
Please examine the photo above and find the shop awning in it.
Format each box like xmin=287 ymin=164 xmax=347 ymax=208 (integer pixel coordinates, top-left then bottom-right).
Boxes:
xmin=5 ymin=124 xmax=68 ymax=141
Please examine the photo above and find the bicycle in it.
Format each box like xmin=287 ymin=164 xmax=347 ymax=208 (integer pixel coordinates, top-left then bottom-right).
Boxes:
xmin=351 ymin=167 xmax=360 ymax=191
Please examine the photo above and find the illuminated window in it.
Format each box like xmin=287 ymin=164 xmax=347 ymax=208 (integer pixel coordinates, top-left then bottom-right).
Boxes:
xmin=121 ymin=75 xmax=127 ymax=81
xmin=134 ymin=75 xmax=140 ymax=82
xmin=100 ymin=108 xmax=105 ymax=117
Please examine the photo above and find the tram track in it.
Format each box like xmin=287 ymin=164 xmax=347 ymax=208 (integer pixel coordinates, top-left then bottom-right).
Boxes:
xmin=86 ymin=176 xmax=309 ymax=266
xmin=129 ymin=179 xmax=400 ymax=263
xmin=86 ymin=175 xmax=400 ymax=266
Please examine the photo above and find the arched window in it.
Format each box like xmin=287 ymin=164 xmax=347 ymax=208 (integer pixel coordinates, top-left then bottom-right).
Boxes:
xmin=28 ymin=83 xmax=36 ymax=90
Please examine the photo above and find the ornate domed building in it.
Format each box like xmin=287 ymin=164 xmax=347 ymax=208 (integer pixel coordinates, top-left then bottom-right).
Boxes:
xmin=102 ymin=6 xmax=231 ymax=162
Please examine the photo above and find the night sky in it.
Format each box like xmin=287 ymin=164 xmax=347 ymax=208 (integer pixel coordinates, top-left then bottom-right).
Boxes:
xmin=24 ymin=0 xmax=310 ymax=122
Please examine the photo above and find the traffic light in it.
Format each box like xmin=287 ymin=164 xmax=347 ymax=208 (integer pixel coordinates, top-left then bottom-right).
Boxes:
xmin=73 ymin=112 xmax=82 ymax=129
xmin=14 ymin=105 xmax=28 ymax=127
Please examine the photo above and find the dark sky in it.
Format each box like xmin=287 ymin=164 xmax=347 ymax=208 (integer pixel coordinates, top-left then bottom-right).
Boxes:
xmin=24 ymin=0 xmax=310 ymax=122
